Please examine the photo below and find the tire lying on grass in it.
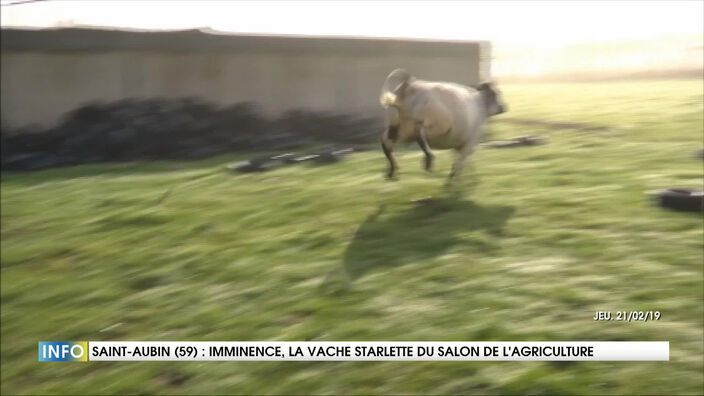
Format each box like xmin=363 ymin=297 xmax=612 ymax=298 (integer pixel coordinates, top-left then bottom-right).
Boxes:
xmin=287 ymin=154 xmax=320 ymax=164
xmin=226 ymin=147 xmax=356 ymax=173
xmin=296 ymin=148 xmax=357 ymax=165
xmin=313 ymin=152 xmax=340 ymax=164
xmin=653 ymin=188 xmax=704 ymax=213
xmin=227 ymin=160 xmax=280 ymax=173
xmin=226 ymin=154 xmax=288 ymax=173
xmin=482 ymin=135 xmax=546 ymax=148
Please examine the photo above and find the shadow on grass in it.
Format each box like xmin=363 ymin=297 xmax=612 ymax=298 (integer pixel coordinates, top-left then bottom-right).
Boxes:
xmin=322 ymin=194 xmax=515 ymax=292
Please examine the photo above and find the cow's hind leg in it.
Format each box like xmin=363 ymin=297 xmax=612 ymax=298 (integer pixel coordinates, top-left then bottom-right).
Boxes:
xmin=416 ymin=127 xmax=434 ymax=171
xmin=381 ymin=126 xmax=399 ymax=180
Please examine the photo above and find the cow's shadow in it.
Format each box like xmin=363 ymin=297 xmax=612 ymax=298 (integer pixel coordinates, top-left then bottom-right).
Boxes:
xmin=321 ymin=194 xmax=515 ymax=292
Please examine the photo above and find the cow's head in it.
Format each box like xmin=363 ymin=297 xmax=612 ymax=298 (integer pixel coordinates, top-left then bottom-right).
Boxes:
xmin=477 ymin=82 xmax=507 ymax=116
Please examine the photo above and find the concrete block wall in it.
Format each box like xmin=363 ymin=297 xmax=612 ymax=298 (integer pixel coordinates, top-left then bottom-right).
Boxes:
xmin=1 ymin=28 xmax=489 ymax=128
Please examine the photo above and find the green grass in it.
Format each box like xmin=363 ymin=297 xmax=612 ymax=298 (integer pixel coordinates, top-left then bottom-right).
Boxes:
xmin=2 ymin=80 xmax=703 ymax=395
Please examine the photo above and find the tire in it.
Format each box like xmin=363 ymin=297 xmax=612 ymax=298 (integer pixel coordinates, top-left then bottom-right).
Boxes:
xmin=655 ymin=189 xmax=704 ymax=213
xmin=483 ymin=135 xmax=546 ymax=149
xmin=228 ymin=159 xmax=279 ymax=173
xmin=314 ymin=152 xmax=341 ymax=164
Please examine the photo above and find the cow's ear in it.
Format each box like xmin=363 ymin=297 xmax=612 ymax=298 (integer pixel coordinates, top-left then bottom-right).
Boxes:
xmin=477 ymin=82 xmax=492 ymax=91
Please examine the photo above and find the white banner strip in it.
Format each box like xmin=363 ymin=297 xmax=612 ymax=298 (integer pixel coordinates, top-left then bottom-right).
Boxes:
xmin=88 ymin=342 xmax=669 ymax=361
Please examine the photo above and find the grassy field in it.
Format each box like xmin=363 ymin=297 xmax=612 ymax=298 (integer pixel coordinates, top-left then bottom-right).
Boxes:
xmin=1 ymin=80 xmax=702 ymax=395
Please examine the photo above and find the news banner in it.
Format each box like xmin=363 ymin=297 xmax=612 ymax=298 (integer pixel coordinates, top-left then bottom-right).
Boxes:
xmin=39 ymin=341 xmax=668 ymax=362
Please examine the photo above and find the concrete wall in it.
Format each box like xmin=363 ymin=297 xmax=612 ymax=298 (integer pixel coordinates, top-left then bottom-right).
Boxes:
xmin=1 ymin=28 xmax=489 ymax=128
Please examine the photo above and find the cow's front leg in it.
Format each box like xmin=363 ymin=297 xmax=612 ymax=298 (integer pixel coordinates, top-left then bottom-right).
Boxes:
xmin=381 ymin=125 xmax=398 ymax=180
xmin=448 ymin=141 xmax=475 ymax=182
xmin=416 ymin=124 xmax=434 ymax=172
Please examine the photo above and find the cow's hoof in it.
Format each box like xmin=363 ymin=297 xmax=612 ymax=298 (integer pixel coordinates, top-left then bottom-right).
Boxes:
xmin=385 ymin=171 xmax=398 ymax=181
xmin=423 ymin=156 xmax=434 ymax=172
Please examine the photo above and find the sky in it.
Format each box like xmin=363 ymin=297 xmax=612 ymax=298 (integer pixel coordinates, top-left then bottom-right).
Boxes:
xmin=2 ymin=1 xmax=702 ymax=45
xmin=2 ymin=0 xmax=702 ymax=78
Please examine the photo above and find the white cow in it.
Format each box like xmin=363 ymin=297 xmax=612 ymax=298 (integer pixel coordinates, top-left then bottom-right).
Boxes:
xmin=379 ymin=68 xmax=506 ymax=181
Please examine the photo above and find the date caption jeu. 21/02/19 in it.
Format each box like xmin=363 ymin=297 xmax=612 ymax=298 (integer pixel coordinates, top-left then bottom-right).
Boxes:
xmin=594 ymin=311 xmax=661 ymax=322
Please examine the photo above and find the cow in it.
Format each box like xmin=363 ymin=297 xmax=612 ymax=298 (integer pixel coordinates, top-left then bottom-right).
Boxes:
xmin=379 ymin=68 xmax=506 ymax=181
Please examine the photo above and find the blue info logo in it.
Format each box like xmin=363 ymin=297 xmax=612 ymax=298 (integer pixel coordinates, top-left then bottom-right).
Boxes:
xmin=38 ymin=342 xmax=88 ymax=362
